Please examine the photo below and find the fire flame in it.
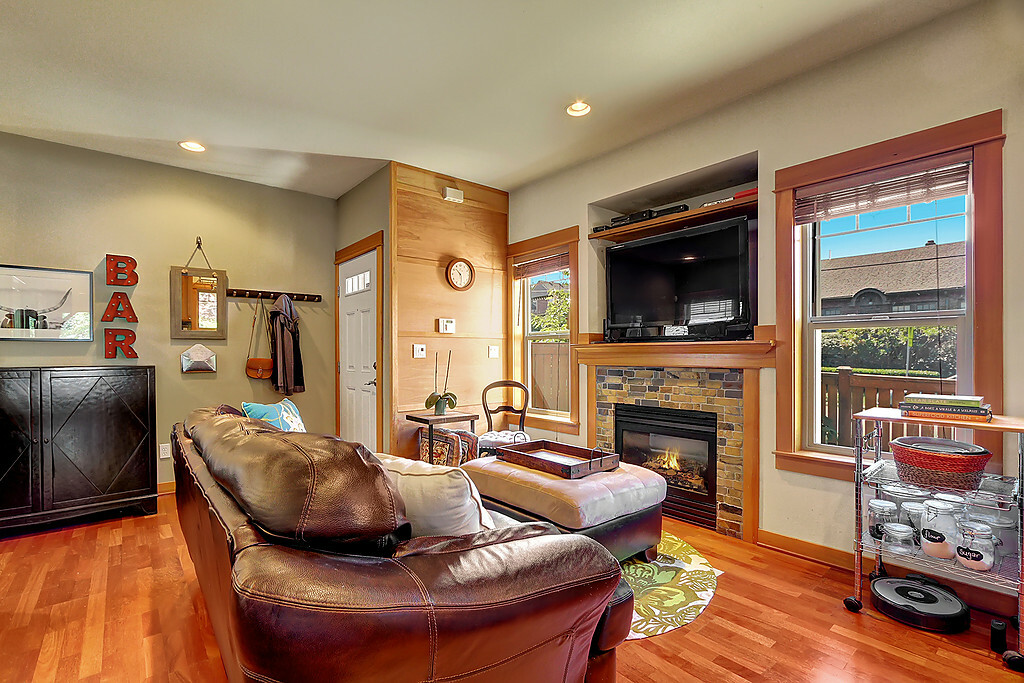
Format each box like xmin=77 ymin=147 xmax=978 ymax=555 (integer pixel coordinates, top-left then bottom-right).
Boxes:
xmin=650 ymin=448 xmax=684 ymax=471
xmin=648 ymin=447 xmax=706 ymax=491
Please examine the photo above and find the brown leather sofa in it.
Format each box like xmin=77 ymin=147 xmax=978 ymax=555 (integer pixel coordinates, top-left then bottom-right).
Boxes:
xmin=172 ymin=407 xmax=634 ymax=682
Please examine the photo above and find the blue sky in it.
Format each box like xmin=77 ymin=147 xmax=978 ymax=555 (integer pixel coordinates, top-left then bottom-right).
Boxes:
xmin=818 ymin=196 xmax=966 ymax=260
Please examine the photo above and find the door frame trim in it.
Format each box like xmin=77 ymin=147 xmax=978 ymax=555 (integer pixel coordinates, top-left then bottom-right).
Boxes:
xmin=335 ymin=231 xmax=385 ymax=449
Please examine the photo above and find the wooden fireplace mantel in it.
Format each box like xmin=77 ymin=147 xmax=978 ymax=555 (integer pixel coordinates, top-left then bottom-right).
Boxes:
xmin=572 ymin=326 xmax=776 ymax=369
xmin=577 ymin=324 xmax=774 ymax=544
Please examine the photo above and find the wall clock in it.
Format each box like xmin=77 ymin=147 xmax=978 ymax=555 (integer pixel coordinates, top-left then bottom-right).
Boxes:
xmin=445 ymin=258 xmax=475 ymax=291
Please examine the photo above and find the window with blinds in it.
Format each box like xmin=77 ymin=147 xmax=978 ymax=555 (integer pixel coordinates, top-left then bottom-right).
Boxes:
xmin=512 ymin=252 xmax=570 ymax=280
xmin=799 ymin=153 xmax=973 ymax=449
xmin=513 ymin=250 xmax=571 ymax=415
xmin=804 ymin=156 xmax=970 ymax=321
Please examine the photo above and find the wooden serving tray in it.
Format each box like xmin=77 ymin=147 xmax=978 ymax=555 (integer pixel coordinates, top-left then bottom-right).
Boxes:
xmin=497 ymin=440 xmax=620 ymax=479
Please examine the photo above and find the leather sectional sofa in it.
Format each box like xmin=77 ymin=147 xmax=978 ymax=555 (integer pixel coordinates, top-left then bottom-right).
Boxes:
xmin=172 ymin=407 xmax=634 ymax=682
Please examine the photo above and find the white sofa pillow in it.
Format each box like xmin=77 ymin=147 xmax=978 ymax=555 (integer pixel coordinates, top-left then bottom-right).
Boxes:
xmin=375 ymin=454 xmax=495 ymax=537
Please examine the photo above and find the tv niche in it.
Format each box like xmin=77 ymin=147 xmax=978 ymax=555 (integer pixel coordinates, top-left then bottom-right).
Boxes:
xmin=604 ymin=216 xmax=757 ymax=342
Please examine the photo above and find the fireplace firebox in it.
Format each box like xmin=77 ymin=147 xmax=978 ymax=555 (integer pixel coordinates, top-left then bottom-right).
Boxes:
xmin=614 ymin=404 xmax=717 ymax=528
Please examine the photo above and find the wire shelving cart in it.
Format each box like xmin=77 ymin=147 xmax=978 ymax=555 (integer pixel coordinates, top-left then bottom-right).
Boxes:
xmin=846 ymin=407 xmax=1024 ymax=671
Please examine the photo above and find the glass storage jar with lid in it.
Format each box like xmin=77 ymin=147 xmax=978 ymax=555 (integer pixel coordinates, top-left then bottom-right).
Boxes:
xmin=966 ymin=491 xmax=1015 ymax=524
xmin=933 ymin=492 xmax=968 ymax=520
xmin=955 ymin=520 xmax=998 ymax=571
xmin=974 ymin=514 xmax=1018 ymax=558
xmin=882 ymin=523 xmax=917 ymax=555
xmin=867 ymin=499 xmax=898 ymax=541
xmin=900 ymin=501 xmax=927 ymax=545
xmin=880 ymin=484 xmax=930 ymax=512
xmin=921 ymin=499 xmax=959 ymax=559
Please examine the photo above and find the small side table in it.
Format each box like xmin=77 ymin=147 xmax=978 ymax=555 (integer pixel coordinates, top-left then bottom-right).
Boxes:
xmin=404 ymin=410 xmax=480 ymax=465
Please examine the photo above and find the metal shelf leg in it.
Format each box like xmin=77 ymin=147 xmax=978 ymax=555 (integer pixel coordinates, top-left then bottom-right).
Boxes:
xmin=854 ymin=419 xmax=864 ymax=604
xmin=1018 ymin=432 xmax=1023 ymax=653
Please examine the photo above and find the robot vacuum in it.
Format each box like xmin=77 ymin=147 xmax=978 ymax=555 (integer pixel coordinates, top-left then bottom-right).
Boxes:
xmin=870 ymin=576 xmax=970 ymax=633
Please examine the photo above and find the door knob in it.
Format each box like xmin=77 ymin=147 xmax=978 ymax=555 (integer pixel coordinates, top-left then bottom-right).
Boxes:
xmin=364 ymin=379 xmax=377 ymax=386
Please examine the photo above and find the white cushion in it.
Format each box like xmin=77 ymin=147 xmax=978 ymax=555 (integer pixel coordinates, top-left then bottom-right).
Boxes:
xmin=479 ymin=430 xmax=531 ymax=447
xmin=375 ymin=453 xmax=495 ymax=537
xmin=461 ymin=456 xmax=666 ymax=530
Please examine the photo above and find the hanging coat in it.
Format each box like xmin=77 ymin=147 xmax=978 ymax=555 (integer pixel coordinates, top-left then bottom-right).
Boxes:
xmin=269 ymin=294 xmax=305 ymax=395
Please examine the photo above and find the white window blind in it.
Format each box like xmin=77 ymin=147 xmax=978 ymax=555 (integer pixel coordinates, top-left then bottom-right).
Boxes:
xmin=794 ymin=156 xmax=971 ymax=225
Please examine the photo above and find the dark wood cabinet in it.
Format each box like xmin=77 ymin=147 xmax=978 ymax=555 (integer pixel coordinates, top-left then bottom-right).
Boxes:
xmin=0 ymin=366 xmax=156 ymax=534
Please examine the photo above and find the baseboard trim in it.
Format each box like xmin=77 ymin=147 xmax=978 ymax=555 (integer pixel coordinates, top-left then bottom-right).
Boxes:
xmin=756 ymin=530 xmax=854 ymax=571
xmin=157 ymin=482 xmax=175 ymax=496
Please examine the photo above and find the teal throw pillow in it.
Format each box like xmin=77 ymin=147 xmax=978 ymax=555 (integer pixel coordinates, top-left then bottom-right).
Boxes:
xmin=242 ymin=399 xmax=306 ymax=432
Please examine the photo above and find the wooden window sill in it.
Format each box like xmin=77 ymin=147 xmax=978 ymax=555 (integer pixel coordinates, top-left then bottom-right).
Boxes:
xmin=525 ymin=414 xmax=580 ymax=436
xmin=773 ymin=449 xmax=867 ymax=482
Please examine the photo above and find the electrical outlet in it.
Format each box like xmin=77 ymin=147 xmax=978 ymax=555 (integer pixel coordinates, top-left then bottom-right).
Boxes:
xmin=412 ymin=343 xmax=426 ymax=358
xmin=159 ymin=443 xmax=171 ymax=460
xmin=438 ymin=318 xmax=456 ymax=334
xmin=488 ymin=345 xmax=499 ymax=359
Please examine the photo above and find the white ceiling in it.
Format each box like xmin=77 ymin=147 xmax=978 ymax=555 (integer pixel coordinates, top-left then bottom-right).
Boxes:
xmin=0 ymin=0 xmax=977 ymax=198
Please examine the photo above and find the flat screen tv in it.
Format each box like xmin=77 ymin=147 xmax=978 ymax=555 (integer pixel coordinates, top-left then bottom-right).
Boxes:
xmin=604 ymin=216 xmax=756 ymax=342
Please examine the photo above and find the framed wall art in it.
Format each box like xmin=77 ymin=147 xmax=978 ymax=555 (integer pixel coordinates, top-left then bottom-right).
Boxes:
xmin=0 ymin=265 xmax=93 ymax=341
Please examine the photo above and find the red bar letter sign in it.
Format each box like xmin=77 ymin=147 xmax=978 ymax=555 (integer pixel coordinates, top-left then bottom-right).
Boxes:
xmin=104 ymin=329 xmax=138 ymax=359
xmin=100 ymin=291 xmax=139 ymax=323
xmin=106 ymin=254 xmax=139 ymax=286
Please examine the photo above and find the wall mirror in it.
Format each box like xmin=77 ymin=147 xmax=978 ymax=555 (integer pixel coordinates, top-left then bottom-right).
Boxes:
xmin=170 ymin=266 xmax=228 ymax=339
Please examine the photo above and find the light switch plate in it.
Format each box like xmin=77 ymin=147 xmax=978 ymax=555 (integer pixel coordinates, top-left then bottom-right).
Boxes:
xmin=488 ymin=345 xmax=499 ymax=359
xmin=438 ymin=318 xmax=456 ymax=334
xmin=412 ymin=343 xmax=426 ymax=358
xmin=159 ymin=443 xmax=171 ymax=460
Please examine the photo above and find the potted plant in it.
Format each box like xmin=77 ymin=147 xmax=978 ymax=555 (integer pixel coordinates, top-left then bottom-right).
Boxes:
xmin=425 ymin=350 xmax=458 ymax=415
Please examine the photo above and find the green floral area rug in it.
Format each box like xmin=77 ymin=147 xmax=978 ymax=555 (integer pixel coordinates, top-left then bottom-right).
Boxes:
xmin=620 ymin=531 xmax=722 ymax=640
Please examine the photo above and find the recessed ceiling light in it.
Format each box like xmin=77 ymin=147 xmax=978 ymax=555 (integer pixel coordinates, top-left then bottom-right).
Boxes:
xmin=178 ymin=141 xmax=206 ymax=153
xmin=566 ymin=100 xmax=591 ymax=117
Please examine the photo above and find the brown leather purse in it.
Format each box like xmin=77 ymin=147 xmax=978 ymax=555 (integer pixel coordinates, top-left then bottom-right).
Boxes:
xmin=246 ymin=299 xmax=274 ymax=379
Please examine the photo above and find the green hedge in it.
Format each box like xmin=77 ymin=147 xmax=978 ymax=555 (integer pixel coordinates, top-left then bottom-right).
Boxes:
xmin=820 ymin=367 xmax=945 ymax=378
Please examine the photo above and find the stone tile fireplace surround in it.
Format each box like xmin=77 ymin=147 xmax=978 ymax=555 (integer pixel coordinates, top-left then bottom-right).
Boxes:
xmin=594 ymin=367 xmax=745 ymax=537
xmin=575 ymin=335 xmax=775 ymax=542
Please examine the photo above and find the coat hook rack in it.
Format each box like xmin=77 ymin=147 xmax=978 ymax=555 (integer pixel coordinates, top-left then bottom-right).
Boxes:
xmin=226 ymin=288 xmax=323 ymax=303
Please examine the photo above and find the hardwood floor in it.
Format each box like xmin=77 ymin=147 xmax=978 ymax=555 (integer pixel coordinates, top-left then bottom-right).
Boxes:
xmin=0 ymin=498 xmax=1017 ymax=681
xmin=0 ymin=497 xmax=225 ymax=682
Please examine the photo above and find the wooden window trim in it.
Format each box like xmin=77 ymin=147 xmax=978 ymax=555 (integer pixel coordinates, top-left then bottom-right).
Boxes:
xmin=507 ymin=226 xmax=581 ymax=435
xmin=773 ymin=111 xmax=1004 ymax=481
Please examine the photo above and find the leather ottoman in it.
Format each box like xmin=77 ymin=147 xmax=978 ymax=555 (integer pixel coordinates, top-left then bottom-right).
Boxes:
xmin=461 ymin=456 xmax=667 ymax=561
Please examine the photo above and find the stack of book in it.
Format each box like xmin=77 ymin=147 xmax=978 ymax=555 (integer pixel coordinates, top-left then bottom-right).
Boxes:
xmin=898 ymin=393 xmax=992 ymax=422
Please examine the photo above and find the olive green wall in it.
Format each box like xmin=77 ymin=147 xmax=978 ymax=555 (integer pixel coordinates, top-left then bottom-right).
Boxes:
xmin=0 ymin=133 xmax=338 ymax=484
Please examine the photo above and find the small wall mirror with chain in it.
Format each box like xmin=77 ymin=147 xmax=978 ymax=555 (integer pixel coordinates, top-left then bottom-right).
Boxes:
xmin=170 ymin=236 xmax=228 ymax=340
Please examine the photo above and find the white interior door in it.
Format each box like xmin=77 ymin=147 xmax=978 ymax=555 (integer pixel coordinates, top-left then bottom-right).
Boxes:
xmin=338 ymin=251 xmax=377 ymax=450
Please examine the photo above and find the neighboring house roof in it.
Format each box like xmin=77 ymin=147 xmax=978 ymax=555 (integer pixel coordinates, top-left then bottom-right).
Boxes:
xmin=819 ymin=241 xmax=965 ymax=299
xmin=530 ymin=280 xmax=567 ymax=298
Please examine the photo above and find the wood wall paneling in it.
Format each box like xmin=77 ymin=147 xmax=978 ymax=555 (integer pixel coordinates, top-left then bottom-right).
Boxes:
xmin=395 ymin=258 xmax=505 ymax=338
xmin=393 ymin=163 xmax=509 ymax=214
xmin=394 ymin=337 xmax=505 ymax=408
xmin=395 ymin=191 xmax=507 ymax=269
xmin=390 ymin=164 xmax=509 ymax=456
